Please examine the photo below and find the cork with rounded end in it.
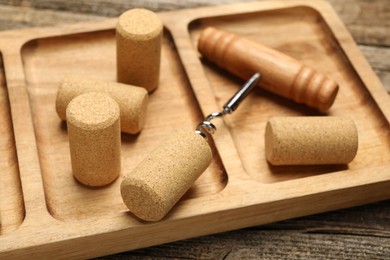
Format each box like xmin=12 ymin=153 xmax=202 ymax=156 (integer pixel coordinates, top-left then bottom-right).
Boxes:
xmin=67 ymin=92 xmax=121 ymax=187
xmin=265 ymin=117 xmax=358 ymax=165
xmin=120 ymin=128 xmax=212 ymax=221
xmin=56 ymin=75 xmax=148 ymax=134
xmin=116 ymin=8 xmax=163 ymax=92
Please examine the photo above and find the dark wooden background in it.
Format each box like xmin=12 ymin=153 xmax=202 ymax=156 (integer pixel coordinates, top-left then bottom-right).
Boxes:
xmin=0 ymin=0 xmax=389 ymax=258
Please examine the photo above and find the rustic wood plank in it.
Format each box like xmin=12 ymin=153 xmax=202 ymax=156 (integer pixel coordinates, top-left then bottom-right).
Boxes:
xmin=1 ymin=0 xmax=389 ymax=46
xmin=100 ymin=200 xmax=390 ymax=259
xmin=1 ymin=0 xmax=388 ymax=47
xmin=359 ymin=45 xmax=390 ymax=92
xmin=0 ymin=4 xmax=102 ymax=30
xmin=327 ymin=0 xmax=390 ymax=46
xmin=0 ymin=0 xmax=256 ymax=15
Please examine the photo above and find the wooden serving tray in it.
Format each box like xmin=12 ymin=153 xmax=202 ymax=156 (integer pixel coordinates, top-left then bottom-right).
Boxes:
xmin=1 ymin=0 xmax=389 ymax=258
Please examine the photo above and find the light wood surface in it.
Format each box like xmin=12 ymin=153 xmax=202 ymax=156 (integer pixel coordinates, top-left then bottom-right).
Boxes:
xmin=0 ymin=0 xmax=389 ymax=259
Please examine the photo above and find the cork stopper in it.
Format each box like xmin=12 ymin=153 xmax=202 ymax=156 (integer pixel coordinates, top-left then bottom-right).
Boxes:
xmin=56 ymin=75 xmax=148 ymax=134
xmin=67 ymin=92 xmax=121 ymax=186
xmin=116 ymin=8 xmax=163 ymax=92
xmin=265 ymin=117 xmax=358 ymax=165
xmin=120 ymin=129 xmax=212 ymax=221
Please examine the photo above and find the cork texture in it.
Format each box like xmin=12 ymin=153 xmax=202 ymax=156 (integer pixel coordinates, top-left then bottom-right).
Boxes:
xmin=116 ymin=8 xmax=163 ymax=92
xmin=120 ymin=128 xmax=212 ymax=221
xmin=265 ymin=117 xmax=358 ymax=165
xmin=67 ymin=92 xmax=121 ymax=187
xmin=56 ymin=75 xmax=148 ymax=134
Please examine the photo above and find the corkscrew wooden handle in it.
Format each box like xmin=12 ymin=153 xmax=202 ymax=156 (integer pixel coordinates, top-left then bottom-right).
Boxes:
xmin=198 ymin=27 xmax=339 ymax=111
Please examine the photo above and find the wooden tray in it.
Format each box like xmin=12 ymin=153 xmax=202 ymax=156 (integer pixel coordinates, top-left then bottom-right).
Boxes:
xmin=1 ymin=0 xmax=389 ymax=258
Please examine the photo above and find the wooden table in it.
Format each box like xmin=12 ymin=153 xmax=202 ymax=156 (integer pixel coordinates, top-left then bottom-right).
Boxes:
xmin=0 ymin=0 xmax=388 ymax=258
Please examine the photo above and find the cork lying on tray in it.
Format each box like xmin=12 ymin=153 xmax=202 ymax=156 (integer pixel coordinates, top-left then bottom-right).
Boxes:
xmin=120 ymin=128 xmax=212 ymax=221
xmin=56 ymin=75 xmax=148 ymax=134
xmin=265 ymin=117 xmax=359 ymax=165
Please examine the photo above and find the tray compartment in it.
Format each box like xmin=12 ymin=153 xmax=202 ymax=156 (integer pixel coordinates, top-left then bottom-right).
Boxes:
xmin=189 ymin=6 xmax=390 ymax=183
xmin=0 ymin=52 xmax=25 ymax=235
xmin=21 ymin=29 xmax=227 ymax=221
xmin=0 ymin=1 xmax=388 ymax=258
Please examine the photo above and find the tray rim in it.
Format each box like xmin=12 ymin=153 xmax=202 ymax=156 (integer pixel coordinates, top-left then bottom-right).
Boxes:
xmin=0 ymin=0 xmax=389 ymax=258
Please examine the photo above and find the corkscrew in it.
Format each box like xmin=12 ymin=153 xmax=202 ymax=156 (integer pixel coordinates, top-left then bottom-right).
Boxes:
xmin=195 ymin=72 xmax=261 ymax=138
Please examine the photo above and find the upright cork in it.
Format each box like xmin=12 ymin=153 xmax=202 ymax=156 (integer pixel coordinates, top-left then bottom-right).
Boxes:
xmin=120 ymin=129 xmax=212 ymax=221
xmin=116 ymin=8 xmax=163 ymax=92
xmin=67 ymin=92 xmax=121 ymax=187
xmin=198 ymin=27 xmax=339 ymax=111
xmin=265 ymin=117 xmax=358 ymax=165
xmin=56 ymin=75 xmax=148 ymax=134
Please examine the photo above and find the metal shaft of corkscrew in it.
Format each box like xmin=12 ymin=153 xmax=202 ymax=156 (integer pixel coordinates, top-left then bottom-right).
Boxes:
xmin=196 ymin=72 xmax=261 ymax=138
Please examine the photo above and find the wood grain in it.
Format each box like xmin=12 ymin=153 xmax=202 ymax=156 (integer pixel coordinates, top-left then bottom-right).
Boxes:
xmin=0 ymin=4 xmax=102 ymax=30
xmin=327 ymin=0 xmax=390 ymax=46
xmin=102 ymin=201 xmax=390 ymax=259
xmin=0 ymin=0 xmax=256 ymax=16
xmin=359 ymin=45 xmax=390 ymax=92
xmin=0 ymin=0 xmax=389 ymax=259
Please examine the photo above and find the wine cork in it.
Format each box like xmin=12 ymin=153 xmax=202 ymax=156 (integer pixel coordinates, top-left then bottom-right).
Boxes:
xmin=120 ymin=129 xmax=212 ymax=221
xmin=116 ymin=8 xmax=163 ymax=92
xmin=265 ymin=117 xmax=358 ymax=165
xmin=67 ymin=92 xmax=121 ymax=187
xmin=198 ymin=27 xmax=339 ymax=111
xmin=56 ymin=75 xmax=148 ymax=134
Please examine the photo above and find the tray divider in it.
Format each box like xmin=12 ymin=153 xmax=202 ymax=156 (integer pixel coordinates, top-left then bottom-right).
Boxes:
xmin=2 ymin=46 xmax=51 ymax=219
xmin=166 ymin=22 xmax=254 ymax=184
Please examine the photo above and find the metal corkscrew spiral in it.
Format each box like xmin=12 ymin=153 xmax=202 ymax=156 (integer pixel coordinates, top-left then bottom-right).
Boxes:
xmin=195 ymin=73 xmax=261 ymax=138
